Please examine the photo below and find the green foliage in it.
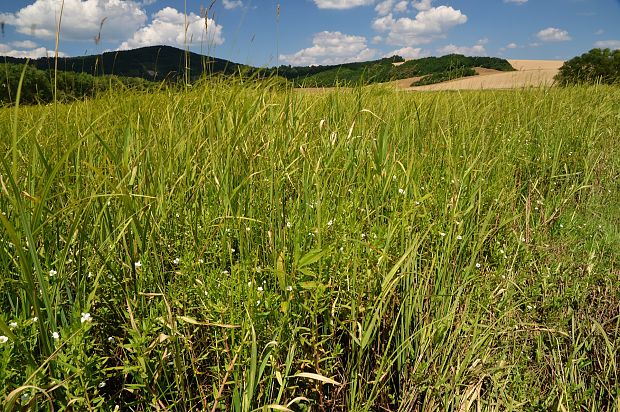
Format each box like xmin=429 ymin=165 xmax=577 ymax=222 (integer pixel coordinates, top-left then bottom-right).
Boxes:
xmin=555 ymin=48 xmax=620 ymax=85
xmin=1 ymin=82 xmax=619 ymax=410
xmin=411 ymin=67 xmax=477 ymax=86
xmin=0 ymin=62 xmax=157 ymax=105
xmin=398 ymin=54 xmax=514 ymax=76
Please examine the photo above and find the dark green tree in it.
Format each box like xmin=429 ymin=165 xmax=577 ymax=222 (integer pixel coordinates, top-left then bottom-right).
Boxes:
xmin=555 ymin=48 xmax=620 ymax=85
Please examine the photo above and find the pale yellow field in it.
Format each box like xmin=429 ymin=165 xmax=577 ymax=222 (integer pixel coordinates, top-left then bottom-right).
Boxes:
xmin=404 ymin=59 xmax=564 ymax=91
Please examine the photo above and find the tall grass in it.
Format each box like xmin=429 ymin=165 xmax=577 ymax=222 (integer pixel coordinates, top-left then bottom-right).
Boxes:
xmin=0 ymin=81 xmax=619 ymax=411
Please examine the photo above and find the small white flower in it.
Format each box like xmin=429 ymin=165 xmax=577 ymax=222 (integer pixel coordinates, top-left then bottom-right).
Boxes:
xmin=49 ymin=269 xmax=57 ymax=276
xmin=398 ymin=188 xmax=405 ymax=195
xmin=245 ymin=226 xmax=251 ymax=232
xmin=52 ymin=331 xmax=59 ymax=340
xmin=175 ymin=213 xmax=180 ymax=218
xmin=456 ymin=235 xmax=463 ymax=240
xmin=87 ymin=272 xmax=93 ymax=279
xmin=439 ymin=232 xmax=446 ymax=237
xmin=327 ymin=219 xmax=334 ymax=226
xmin=0 ymin=336 xmax=8 ymax=344
xmin=392 ymin=175 xmax=397 ymax=180
xmin=173 ymin=258 xmax=180 ymax=265
xmin=415 ymin=201 xmax=421 ymax=205
xmin=108 ymin=336 xmax=115 ymax=343
xmin=32 ymin=317 xmax=38 ymax=322
xmin=286 ymin=285 xmax=293 ymax=292
xmin=98 ymin=381 xmax=107 ymax=389
xmin=80 ymin=312 xmax=92 ymax=323
xmin=526 ymin=305 xmax=533 ymax=310
xmin=475 ymin=263 xmax=481 ymax=268
xmin=134 ymin=261 xmax=142 ymax=269
xmin=286 ymin=221 xmax=292 ymax=228
xmin=198 ymin=258 xmax=204 ymax=264
xmin=9 ymin=322 xmax=17 ymax=328
xmin=256 ymin=300 xmax=261 ymax=305
xmin=559 ymin=224 xmax=564 ymax=228
xmin=257 ymin=286 xmax=264 ymax=292
xmin=247 ymin=281 xmax=252 ymax=287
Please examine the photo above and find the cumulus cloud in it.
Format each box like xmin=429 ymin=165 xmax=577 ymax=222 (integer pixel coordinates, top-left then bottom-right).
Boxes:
xmin=412 ymin=0 xmax=433 ymax=11
xmin=594 ymin=40 xmax=620 ymax=50
xmin=0 ymin=42 xmax=66 ymax=58
xmin=119 ymin=7 xmax=224 ymax=50
xmin=11 ymin=40 xmax=39 ymax=49
xmin=386 ymin=46 xmax=423 ymax=59
xmin=1 ymin=0 xmax=147 ymax=42
xmin=536 ymin=27 xmax=571 ymax=42
xmin=505 ymin=42 xmax=518 ymax=49
xmin=314 ymin=0 xmax=374 ymax=9
xmin=437 ymin=39 xmax=487 ymax=56
xmin=373 ymin=6 xmax=467 ymax=46
xmin=279 ymin=31 xmax=377 ymax=66
xmin=222 ymin=0 xmax=243 ymax=9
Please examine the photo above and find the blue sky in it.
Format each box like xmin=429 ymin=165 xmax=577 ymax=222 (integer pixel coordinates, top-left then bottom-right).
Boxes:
xmin=1 ymin=0 xmax=620 ymax=66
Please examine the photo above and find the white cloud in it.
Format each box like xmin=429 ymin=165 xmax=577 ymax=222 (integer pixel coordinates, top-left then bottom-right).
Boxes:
xmin=119 ymin=7 xmax=224 ymax=50
xmin=11 ymin=40 xmax=39 ymax=49
xmin=386 ymin=46 xmax=423 ymax=59
xmin=594 ymin=40 xmax=620 ymax=50
xmin=536 ymin=27 xmax=571 ymax=42
xmin=371 ymin=35 xmax=383 ymax=44
xmin=0 ymin=43 xmax=65 ymax=58
xmin=504 ymin=0 xmax=527 ymax=4
xmin=373 ymin=6 xmax=467 ymax=46
xmin=2 ymin=0 xmax=147 ymax=42
xmin=279 ymin=31 xmax=377 ymax=66
xmin=375 ymin=0 xmax=395 ymax=16
xmin=437 ymin=39 xmax=487 ymax=56
xmin=314 ymin=0 xmax=374 ymax=9
xmin=222 ymin=0 xmax=243 ymax=9
xmin=375 ymin=0 xmax=410 ymax=15
xmin=506 ymin=42 xmax=518 ymax=49
xmin=394 ymin=1 xmax=409 ymax=13
xmin=412 ymin=0 xmax=433 ymax=11
xmin=594 ymin=29 xmax=604 ymax=36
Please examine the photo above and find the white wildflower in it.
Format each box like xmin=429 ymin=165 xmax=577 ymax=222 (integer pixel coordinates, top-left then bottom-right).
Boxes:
xmin=134 ymin=261 xmax=142 ymax=269
xmin=173 ymin=258 xmax=180 ymax=265
xmin=9 ymin=322 xmax=17 ymax=328
xmin=475 ymin=263 xmax=481 ymax=268
xmin=80 ymin=312 xmax=92 ymax=323
xmin=0 ymin=336 xmax=8 ymax=344
xmin=286 ymin=285 xmax=293 ymax=292
xmin=52 ymin=331 xmax=59 ymax=340
xmin=49 ymin=269 xmax=57 ymax=276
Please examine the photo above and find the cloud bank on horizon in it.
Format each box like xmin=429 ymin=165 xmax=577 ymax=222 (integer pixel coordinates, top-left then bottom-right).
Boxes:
xmin=0 ymin=0 xmax=619 ymax=66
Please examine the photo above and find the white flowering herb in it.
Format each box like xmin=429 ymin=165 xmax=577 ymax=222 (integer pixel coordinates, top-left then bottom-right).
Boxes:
xmin=9 ymin=322 xmax=17 ymax=328
xmin=173 ymin=258 xmax=180 ymax=265
xmin=286 ymin=285 xmax=293 ymax=292
xmin=134 ymin=261 xmax=142 ymax=269
xmin=80 ymin=312 xmax=92 ymax=323
xmin=52 ymin=331 xmax=60 ymax=340
xmin=0 ymin=336 xmax=8 ymax=344
xmin=49 ymin=269 xmax=57 ymax=276
xmin=475 ymin=263 xmax=481 ymax=268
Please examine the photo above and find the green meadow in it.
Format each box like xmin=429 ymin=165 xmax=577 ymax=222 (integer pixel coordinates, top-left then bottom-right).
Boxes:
xmin=0 ymin=81 xmax=619 ymax=411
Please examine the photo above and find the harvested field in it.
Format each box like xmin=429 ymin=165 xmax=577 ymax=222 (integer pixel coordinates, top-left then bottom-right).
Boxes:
xmin=406 ymin=59 xmax=565 ymax=91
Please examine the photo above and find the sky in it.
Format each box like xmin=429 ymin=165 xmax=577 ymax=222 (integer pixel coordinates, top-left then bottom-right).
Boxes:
xmin=1 ymin=0 xmax=620 ymax=67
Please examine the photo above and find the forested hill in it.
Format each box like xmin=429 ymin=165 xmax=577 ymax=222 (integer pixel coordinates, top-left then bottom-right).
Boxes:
xmin=2 ymin=45 xmax=515 ymax=86
xmin=1 ymin=45 xmax=249 ymax=81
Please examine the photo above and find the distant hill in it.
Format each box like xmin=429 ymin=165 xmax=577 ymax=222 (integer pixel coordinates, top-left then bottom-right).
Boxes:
xmin=1 ymin=45 xmax=515 ymax=87
xmin=0 ymin=45 xmax=249 ymax=81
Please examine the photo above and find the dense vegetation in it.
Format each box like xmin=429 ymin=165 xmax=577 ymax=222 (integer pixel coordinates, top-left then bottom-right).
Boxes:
xmin=410 ymin=67 xmax=477 ymax=86
xmin=1 ymin=80 xmax=618 ymax=411
xmin=3 ymin=46 xmax=515 ymax=92
xmin=555 ymin=48 xmax=620 ymax=85
xmin=1 ymin=62 xmax=156 ymax=105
